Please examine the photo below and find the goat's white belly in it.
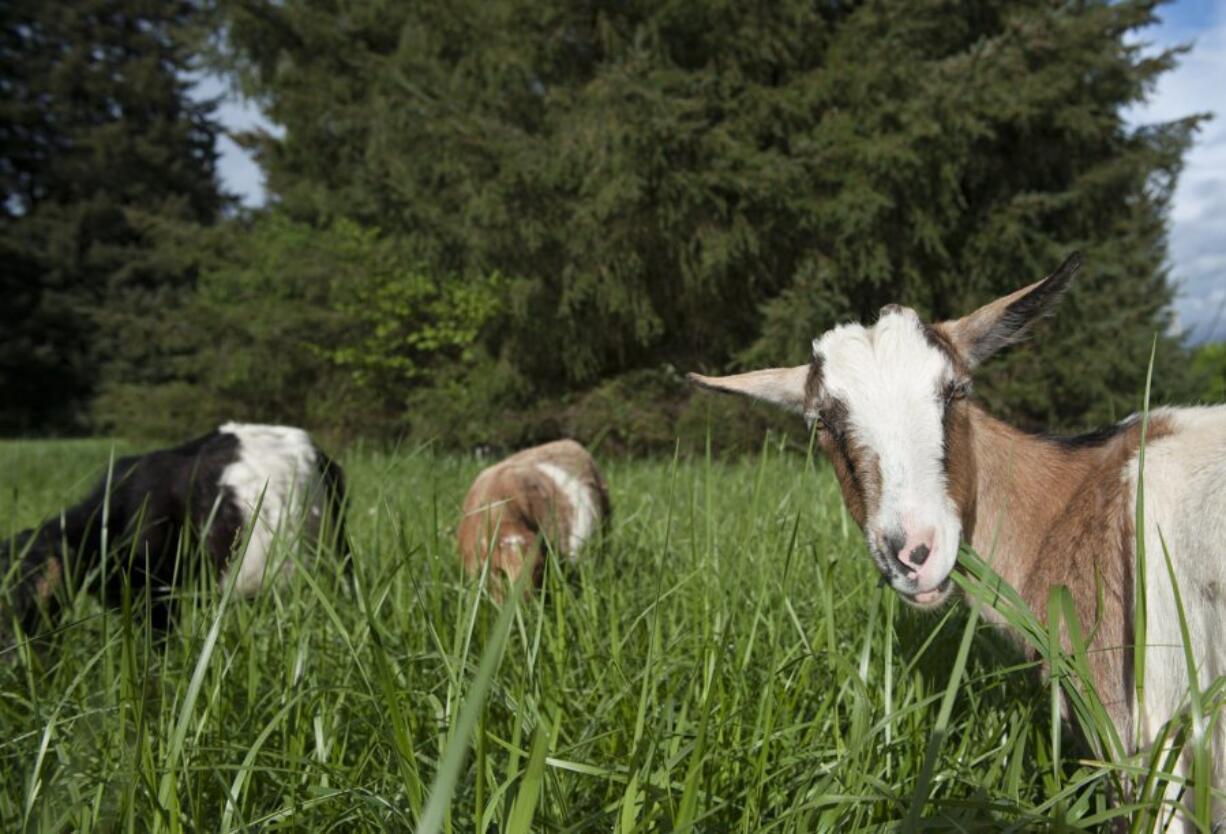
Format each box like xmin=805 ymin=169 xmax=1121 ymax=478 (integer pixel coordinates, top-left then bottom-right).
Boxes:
xmin=218 ymin=423 xmax=321 ymax=596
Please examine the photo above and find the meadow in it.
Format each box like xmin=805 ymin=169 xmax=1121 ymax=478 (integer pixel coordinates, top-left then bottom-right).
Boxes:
xmin=0 ymin=435 xmax=1209 ymax=832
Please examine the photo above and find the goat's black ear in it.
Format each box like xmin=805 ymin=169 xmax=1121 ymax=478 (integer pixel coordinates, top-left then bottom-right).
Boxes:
xmin=686 ymin=366 xmax=810 ymax=415
xmin=941 ymin=252 xmax=1081 ymax=368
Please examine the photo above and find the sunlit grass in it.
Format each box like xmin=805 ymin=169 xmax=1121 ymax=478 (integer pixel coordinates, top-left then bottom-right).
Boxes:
xmin=0 ymin=434 xmax=1219 ymax=831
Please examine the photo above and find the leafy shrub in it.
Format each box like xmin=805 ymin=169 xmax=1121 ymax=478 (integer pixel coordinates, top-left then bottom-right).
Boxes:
xmin=315 ymin=220 xmax=502 ymax=393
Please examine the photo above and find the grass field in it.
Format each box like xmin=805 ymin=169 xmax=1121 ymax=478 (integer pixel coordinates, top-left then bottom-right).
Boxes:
xmin=0 ymin=436 xmax=1212 ymax=832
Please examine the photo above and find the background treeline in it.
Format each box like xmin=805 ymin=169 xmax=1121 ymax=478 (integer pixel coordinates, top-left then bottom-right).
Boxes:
xmin=2 ymin=0 xmax=1222 ymax=453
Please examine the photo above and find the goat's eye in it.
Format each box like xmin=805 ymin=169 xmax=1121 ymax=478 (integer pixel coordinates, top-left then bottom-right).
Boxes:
xmin=945 ymin=380 xmax=971 ymax=402
xmin=807 ymin=413 xmax=826 ymax=433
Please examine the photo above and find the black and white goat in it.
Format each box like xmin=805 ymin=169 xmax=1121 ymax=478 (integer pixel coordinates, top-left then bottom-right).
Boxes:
xmin=2 ymin=423 xmax=347 ymax=641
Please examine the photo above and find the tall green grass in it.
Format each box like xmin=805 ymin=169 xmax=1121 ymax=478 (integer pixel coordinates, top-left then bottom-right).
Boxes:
xmin=0 ymin=435 xmax=1218 ymax=831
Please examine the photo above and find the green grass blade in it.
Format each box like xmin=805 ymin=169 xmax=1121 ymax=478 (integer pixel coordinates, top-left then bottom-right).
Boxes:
xmin=901 ymin=597 xmax=981 ymax=830
xmin=1133 ymin=335 xmax=1157 ymax=747
xmin=1157 ymin=528 xmax=1211 ymax=829
xmin=504 ymin=712 xmax=555 ymax=834
xmin=417 ymin=566 xmax=530 ymax=834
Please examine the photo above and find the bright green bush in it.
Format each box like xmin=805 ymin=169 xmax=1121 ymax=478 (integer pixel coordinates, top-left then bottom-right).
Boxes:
xmin=314 ymin=220 xmax=502 ymax=393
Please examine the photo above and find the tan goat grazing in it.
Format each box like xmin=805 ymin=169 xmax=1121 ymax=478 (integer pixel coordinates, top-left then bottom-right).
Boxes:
xmin=458 ymin=440 xmax=611 ymax=597
xmin=689 ymin=253 xmax=1226 ymax=828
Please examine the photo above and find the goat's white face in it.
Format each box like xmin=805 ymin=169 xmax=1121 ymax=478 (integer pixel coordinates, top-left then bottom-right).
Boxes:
xmin=810 ymin=308 xmax=964 ymax=606
xmin=687 ymin=252 xmax=1084 ymax=610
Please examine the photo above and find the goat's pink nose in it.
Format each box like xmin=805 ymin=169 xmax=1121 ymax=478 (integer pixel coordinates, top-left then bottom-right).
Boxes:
xmin=888 ymin=527 xmax=936 ymax=573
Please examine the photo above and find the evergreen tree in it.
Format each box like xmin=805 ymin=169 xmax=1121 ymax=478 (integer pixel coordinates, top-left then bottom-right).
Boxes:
xmin=0 ymin=0 xmax=225 ymax=433
xmin=216 ymin=0 xmax=1199 ymax=433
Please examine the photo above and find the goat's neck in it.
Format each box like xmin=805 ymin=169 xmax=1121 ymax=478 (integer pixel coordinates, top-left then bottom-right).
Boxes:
xmin=959 ymin=404 xmax=1092 ymax=593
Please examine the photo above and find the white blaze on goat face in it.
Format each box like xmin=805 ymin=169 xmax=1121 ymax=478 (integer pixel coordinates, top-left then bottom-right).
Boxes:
xmin=812 ymin=308 xmax=963 ymax=603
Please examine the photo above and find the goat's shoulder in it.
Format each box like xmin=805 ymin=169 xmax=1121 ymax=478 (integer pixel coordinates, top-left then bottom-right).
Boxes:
xmin=1121 ymin=405 xmax=1226 ymax=493
xmin=1127 ymin=406 xmax=1226 ymax=561
xmin=1022 ymin=413 xmax=1181 ymax=611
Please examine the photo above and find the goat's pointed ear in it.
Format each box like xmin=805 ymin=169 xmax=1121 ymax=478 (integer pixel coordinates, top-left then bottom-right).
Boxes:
xmin=941 ymin=251 xmax=1082 ymax=368
xmin=686 ymin=365 xmax=810 ymax=414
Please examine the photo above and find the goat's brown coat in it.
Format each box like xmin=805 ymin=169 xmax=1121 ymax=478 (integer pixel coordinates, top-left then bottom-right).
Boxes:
xmin=457 ymin=440 xmax=610 ymax=598
xmin=952 ymin=404 xmax=1173 ymax=737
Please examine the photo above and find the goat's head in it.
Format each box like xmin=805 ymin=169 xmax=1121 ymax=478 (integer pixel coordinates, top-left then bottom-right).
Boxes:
xmin=689 ymin=253 xmax=1081 ymax=607
xmin=1 ymin=530 xmax=65 ymax=652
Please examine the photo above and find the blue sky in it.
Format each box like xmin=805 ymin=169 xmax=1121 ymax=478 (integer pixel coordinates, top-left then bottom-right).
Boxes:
xmin=1125 ymin=0 xmax=1226 ymax=343
xmin=205 ymin=1 xmax=1226 ymax=342
xmin=195 ymin=73 xmax=277 ymax=210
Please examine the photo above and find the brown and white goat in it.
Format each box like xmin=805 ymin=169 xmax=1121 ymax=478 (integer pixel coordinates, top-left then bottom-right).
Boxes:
xmin=457 ymin=440 xmax=611 ymax=597
xmin=689 ymin=253 xmax=1226 ymax=823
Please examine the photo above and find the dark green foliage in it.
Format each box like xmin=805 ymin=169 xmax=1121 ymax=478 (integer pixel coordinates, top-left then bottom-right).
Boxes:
xmin=407 ymin=363 xmax=803 ymax=457
xmin=92 ymin=214 xmax=345 ymax=438
xmin=208 ymin=0 xmax=1201 ymax=444
xmin=560 ymin=367 xmax=806 ymax=457
xmin=2 ymin=0 xmax=1205 ymax=448
xmin=0 ymin=0 xmax=225 ymax=434
xmin=1191 ymin=342 xmax=1226 ymax=403
xmin=93 ymin=213 xmax=502 ymax=441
